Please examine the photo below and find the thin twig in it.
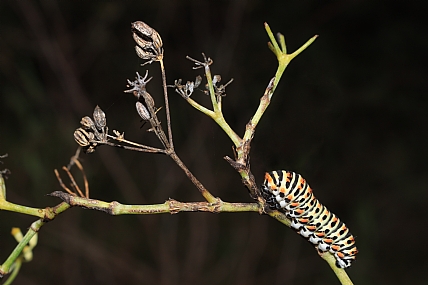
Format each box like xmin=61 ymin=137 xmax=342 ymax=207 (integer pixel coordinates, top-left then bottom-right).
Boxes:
xmin=169 ymin=152 xmax=217 ymax=203
xmin=71 ymin=157 xmax=89 ymax=198
xmin=159 ymin=59 xmax=174 ymax=149
xmin=53 ymin=169 xmax=75 ymax=196
xmin=102 ymin=141 xmax=167 ymax=154
xmin=67 ymin=147 xmax=81 ymax=170
xmin=106 ymin=135 xmax=167 ymax=153
xmin=61 ymin=166 xmax=85 ymax=198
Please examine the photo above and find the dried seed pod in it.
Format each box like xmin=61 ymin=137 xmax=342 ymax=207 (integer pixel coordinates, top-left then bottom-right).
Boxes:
xmin=80 ymin=116 xmax=95 ymax=130
xmin=74 ymin=128 xmax=94 ymax=147
xmin=212 ymin=75 xmax=221 ymax=85
xmin=140 ymin=90 xmax=155 ymax=109
xmin=136 ymin=101 xmax=151 ymax=120
xmin=131 ymin=21 xmax=163 ymax=61
xmin=132 ymin=21 xmax=163 ymax=52
xmin=194 ymin=75 xmax=202 ymax=88
xmin=134 ymin=48 xmax=153 ymax=61
xmin=93 ymin=105 xmax=106 ymax=130
xmin=184 ymin=81 xmax=195 ymax=98
xmin=170 ymin=76 xmax=203 ymax=99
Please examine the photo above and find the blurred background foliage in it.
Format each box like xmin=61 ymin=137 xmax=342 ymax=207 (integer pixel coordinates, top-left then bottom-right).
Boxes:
xmin=0 ymin=1 xmax=427 ymax=284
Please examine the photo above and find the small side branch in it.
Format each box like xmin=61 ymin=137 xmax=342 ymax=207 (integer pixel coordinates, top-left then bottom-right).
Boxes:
xmin=0 ymin=219 xmax=43 ymax=278
xmin=169 ymin=153 xmax=217 ymax=203
xmin=0 ymin=176 xmax=45 ymax=218
xmin=159 ymin=59 xmax=174 ymax=149
xmin=0 ymin=199 xmax=70 ymax=278
xmin=264 ymin=22 xmax=318 ymax=92
xmin=183 ymin=55 xmax=242 ymax=147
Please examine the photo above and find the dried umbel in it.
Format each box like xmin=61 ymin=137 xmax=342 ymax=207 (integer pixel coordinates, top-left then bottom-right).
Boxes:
xmin=208 ymin=75 xmax=234 ymax=98
xmin=124 ymin=71 xmax=152 ymax=100
xmin=74 ymin=106 xmax=109 ymax=153
xmin=131 ymin=21 xmax=163 ymax=63
xmin=170 ymin=76 xmax=202 ymax=99
xmin=125 ymin=71 xmax=157 ymax=121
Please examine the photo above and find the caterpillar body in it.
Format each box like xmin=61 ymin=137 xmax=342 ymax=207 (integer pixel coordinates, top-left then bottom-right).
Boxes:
xmin=261 ymin=170 xmax=358 ymax=268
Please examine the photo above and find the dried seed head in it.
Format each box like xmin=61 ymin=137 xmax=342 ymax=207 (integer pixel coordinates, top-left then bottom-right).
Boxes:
xmin=136 ymin=101 xmax=151 ymax=120
xmin=80 ymin=116 xmax=95 ymax=129
xmin=93 ymin=105 xmax=106 ymax=130
xmin=212 ymin=75 xmax=221 ymax=85
xmin=131 ymin=21 xmax=163 ymax=62
xmin=184 ymin=81 xmax=195 ymax=98
xmin=170 ymin=76 xmax=203 ymax=99
xmin=74 ymin=128 xmax=94 ymax=147
xmin=124 ymin=71 xmax=152 ymax=99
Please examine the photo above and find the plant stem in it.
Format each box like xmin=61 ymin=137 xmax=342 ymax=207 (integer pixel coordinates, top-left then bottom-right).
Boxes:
xmin=212 ymin=113 xmax=241 ymax=147
xmin=168 ymin=152 xmax=217 ymax=202
xmin=320 ymin=252 xmax=354 ymax=285
xmin=0 ymin=176 xmax=45 ymax=218
xmin=49 ymin=191 xmax=259 ymax=215
xmin=262 ymin=23 xmax=355 ymax=284
xmin=185 ymin=98 xmax=215 ymax=117
xmin=0 ymin=174 xmax=5 ymax=200
xmin=0 ymin=200 xmax=45 ymax=218
xmin=0 ymin=219 xmax=43 ymax=277
xmin=203 ymin=60 xmax=242 ymax=146
xmin=2 ymin=258 xmax=21 ymax=285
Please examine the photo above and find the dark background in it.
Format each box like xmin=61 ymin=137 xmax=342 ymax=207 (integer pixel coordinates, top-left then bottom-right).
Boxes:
xmin=0 ymin=1 xmax=426 ymax=284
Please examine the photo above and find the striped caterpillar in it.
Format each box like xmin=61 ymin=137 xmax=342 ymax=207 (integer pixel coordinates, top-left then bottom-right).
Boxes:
xmin=261 ymin=170 xmax=358 ymax=268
